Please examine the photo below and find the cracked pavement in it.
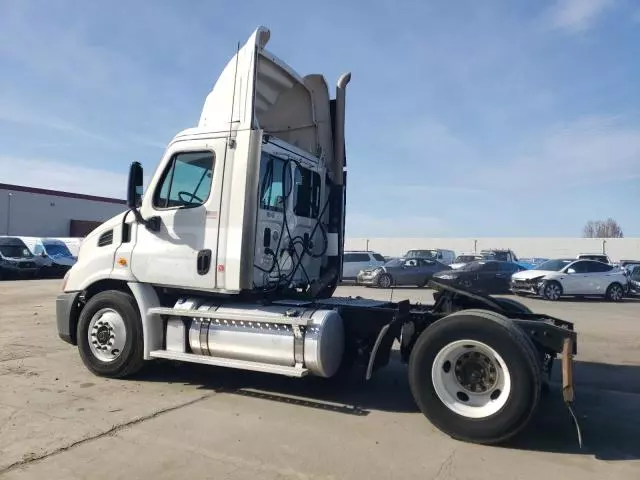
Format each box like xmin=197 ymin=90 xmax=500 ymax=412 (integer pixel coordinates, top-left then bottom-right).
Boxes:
xmin=1 ymin=280 xmax=639 ymax=479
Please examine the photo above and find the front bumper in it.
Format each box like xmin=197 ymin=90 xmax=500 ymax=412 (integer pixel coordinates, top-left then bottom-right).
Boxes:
xmin=356 ymin=272 xmax=381 ymax=285
xmin=510 ymin=279 xmax=544 ymax=295
xmin=56 ymin=292 xmax=80 ymax=344
xmin=1 ymin=262 xmax=39 ymax=274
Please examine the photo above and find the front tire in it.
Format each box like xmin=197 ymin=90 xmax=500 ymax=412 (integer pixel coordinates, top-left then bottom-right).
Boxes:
xmin=408 ymin=309 xmax=541 ymax=444
xmin=606 ymin=282 xmax=624 ymax=302
xmin=542 ymin=281 xmax=562 ymax=301
xmin=377 ymin=273 xmax=393 ymax=289
xmin=77 ymin=290 xmax=144 ymax=378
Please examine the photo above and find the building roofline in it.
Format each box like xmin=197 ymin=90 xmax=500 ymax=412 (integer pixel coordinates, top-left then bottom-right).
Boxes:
xmin=0 ymin=183 xmax=126 ymax=205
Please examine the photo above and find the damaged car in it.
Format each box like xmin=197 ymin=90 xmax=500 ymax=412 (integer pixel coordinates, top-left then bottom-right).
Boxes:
xmin=511 ymin=258 xmax=628 ymax=301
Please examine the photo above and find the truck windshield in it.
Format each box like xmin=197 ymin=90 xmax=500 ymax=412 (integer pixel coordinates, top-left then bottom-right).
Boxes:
xmin=43 ymin=242 xmax=73 ymax=258
xmin=0 ymin=244 xmax=32 ymax=258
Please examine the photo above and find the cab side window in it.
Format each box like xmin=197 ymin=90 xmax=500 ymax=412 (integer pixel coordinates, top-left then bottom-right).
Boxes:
xmin=294 ymin=165 xmax=321 ymax=218
xmin=259 ymin=153 xmax=287 ymax=213
xmin=154 ymin=151 xmax=215 ymax=209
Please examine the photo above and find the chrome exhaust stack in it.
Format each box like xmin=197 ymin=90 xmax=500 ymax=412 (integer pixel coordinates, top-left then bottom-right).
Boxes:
xmin=333 ymin=72 xmax=351 ymax=186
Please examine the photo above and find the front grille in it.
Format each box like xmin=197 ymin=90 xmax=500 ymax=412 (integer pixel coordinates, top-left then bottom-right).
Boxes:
xmin=20 ymin=262 xmax=35 ymax=268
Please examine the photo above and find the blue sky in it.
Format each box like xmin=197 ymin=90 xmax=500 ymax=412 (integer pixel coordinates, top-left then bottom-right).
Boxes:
xmin=1 ymin=0 xmax=638 ymax=237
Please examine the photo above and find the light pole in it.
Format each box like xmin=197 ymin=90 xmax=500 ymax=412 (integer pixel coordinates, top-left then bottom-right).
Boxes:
xmin=5 ymin=192 xmax=12 ymax=235
xmin=366 ymin=239 xmax=369 ymax=251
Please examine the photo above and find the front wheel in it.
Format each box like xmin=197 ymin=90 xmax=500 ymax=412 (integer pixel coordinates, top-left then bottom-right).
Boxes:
xmin=377 ymin=273 xmax=393 ymax=289
xmin=542 ymin=281 xmax=562 ymax=301
xmin=408 ymin=309 xmax=541 ymax=444
xmin=77 ymin=290 xmax=144 ymax=378
xmin=606 ymin=283 xmax=624 ymax=302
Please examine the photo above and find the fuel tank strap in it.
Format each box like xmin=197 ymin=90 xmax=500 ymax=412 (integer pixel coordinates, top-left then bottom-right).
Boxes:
xmin=293 ymin=309 xmax=317 ymax=367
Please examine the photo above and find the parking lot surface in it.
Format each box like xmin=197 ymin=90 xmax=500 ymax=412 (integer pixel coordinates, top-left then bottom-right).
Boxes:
xmin=1 ymin=280 xmax=639 ymax=479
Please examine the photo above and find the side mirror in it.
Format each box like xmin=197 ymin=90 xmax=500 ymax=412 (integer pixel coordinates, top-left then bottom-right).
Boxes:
xmin=40 ymin=252 xmax=47 ymax=258
xmin=567 ymin=268 xmax=576 ymax=274
xmin=127 ymin=162 xmax=144 ymax=209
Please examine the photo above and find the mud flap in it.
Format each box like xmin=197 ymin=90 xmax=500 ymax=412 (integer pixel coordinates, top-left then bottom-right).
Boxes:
xmin=562 ymin=337 xmax=583 ymax=448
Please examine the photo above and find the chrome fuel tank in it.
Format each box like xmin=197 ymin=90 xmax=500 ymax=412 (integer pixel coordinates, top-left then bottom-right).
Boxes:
xmin=177 ymin=299 xmax=345 ymax=378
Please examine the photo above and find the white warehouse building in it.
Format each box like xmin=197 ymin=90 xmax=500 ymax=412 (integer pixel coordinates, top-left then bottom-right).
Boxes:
xmin=0 ymin=183 xmax=126 ymax=238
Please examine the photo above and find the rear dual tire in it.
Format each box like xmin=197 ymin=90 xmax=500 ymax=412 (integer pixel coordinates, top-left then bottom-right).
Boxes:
xmin=408 ymin=309 xmax=541 ymax=445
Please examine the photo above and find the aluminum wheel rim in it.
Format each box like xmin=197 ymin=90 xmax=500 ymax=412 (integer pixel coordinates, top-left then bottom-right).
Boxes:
xmin=88 ymin=308 xmax=127 ymax=362
xmin=379 ymin=275 xmax=391 ymax=288
xmin=545 ymin=283 xmax=561 ymax=300
xmin=431 ymin=339 xmax=511 ymax=419
xmin=610 ymin=285 xmax=623 ymax=300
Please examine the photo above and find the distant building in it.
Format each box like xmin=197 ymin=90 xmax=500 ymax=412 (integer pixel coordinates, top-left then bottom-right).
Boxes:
xmin=0 ymin=183 xmax=126 ymax=237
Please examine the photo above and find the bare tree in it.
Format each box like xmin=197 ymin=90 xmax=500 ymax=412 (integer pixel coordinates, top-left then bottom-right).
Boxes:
xmin=582 ymin=218 xmax=624 ymax=238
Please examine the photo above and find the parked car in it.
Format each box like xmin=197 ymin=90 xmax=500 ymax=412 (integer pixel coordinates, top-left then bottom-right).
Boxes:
xmin=0 ymin=236 xmax=39 ymax=279
xmin=341 ymin=250 xmax=386 ymax=280
xmin=403 ymin=249 xmax=456 ymax=265
xmin=627 ymin=265 xmax=640 ymax=296
xmin=480 ymin=248 xmax=519 ymax=263
xmin=431 ymin=260 xmax=525 ymax=294
xmin=576 ymin=253 xmax=611 ymax=264
xmin=449 ymin=252 xmax=495 ymax=270
xmin=357 ymin=257 xmax=450 ymax=288
xmin=510 ymin=258 xmax=627 ymax=301
xmin=31 ymin=238 xmax=77 ymax=277
xmin=620 ymin=259 xmax=640 ymax=271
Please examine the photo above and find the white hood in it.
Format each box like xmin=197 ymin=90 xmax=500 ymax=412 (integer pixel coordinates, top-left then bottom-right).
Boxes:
xmin=449 ymin=263 xmax=466 ymax=270
xmin=512 ymin=269 xmax=557 ymax=280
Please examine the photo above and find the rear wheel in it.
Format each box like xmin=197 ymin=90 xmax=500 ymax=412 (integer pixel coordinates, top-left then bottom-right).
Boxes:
xmin=77 ymin=290 xmax=144 ymax=378
xmin=408 ymin=309 xmax=541 ymax=444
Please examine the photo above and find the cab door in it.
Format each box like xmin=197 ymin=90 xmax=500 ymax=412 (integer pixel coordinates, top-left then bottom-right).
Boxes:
xmin=130 ymin=139 xmax=224 ymax=290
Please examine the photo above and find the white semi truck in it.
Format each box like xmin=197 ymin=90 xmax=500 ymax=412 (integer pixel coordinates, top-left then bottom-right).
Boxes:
xmin=56 ymin=26 xmax=581 ymax=446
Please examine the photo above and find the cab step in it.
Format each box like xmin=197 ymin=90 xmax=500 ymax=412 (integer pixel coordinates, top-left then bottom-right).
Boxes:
xmin=149 ymin=350 xmax=310 ymax=377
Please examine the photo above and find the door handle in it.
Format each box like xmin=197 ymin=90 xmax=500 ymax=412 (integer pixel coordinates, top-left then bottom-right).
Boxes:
xmin=197 ymin=249 xmax=212 ymax=275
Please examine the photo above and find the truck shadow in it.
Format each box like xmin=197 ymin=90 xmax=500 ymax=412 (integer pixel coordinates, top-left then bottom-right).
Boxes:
xmin=132 ymin=355 xmax=640 ymax=461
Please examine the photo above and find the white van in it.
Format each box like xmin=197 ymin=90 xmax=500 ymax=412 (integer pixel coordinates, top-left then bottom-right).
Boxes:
xmin=403 ymin=249 xmax=456 ymax=265
xmin=342 ymin=250 xmax=386 ymax=280
xmin=20 ymin=237 xmax=77 ymax=277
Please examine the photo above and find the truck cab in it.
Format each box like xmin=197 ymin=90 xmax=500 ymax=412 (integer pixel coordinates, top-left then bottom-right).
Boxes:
xmin=63 ymin=26 xmax=348 ymax=300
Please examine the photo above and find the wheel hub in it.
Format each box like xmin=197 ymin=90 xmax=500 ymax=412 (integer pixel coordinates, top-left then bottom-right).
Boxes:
xmin=455 ymin=351 xmax=498 ymax=393
xmin=431 ymin=339 xmax=511 ymax=419
xmin=96 ymin=325 xmax=111 ymax=345
xmin=88 ymin=308 xmax=126 ymax=362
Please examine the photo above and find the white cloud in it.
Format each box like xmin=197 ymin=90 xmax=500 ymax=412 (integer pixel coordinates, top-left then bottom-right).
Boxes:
xmin=0 ymin=155 xmax=128 ymax=198
xmin=546 ymin=0 xmax=615 ymax=33
xmin=345 ymin=212 xmax=448 ymax=238
xmin=474 ymin=115 xmax=640 ymax=189
xmin=0 ymin=99 xmax=113 ymax=144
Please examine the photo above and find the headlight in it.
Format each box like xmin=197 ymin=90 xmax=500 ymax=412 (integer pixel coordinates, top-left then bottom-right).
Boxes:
xmin=438 ymin=274 xmax=455 ymax=280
